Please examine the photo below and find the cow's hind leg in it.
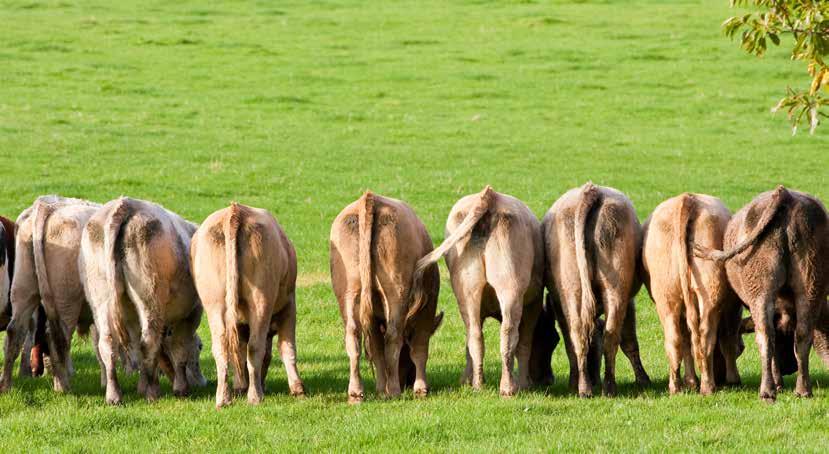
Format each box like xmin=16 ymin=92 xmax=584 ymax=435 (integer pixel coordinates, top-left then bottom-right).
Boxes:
xmin=717 ymin=300 xmax=743 ymax=386
xmin=492 ymin=286 xmax=524 ymax=397
xmin=409 ymin=323 xmax=432 ymax=397
xmin=343 ymin=289 xmax=364 ymax=403
xmin=793 ymin=294 xmax=817 ymax=398
xmin=600 ymin=289 xmax=629 ymax=397
xmin=380 ymin=285 xmax=406 ymax=399
xmin=138 ymin=317 xmax=163 ymax=402
xmin=366 ymin=321 xmax=388 ymax=397
xmin=458 ymin=283 xmax=485 ymax=391
xmin=655 ymin=297 xmax=684 ymax=395
xmin=697 ymin=300 xmax=721 ymax=395
xmin=245 ymin=297 xmax=272 ymax=405
xmin=680 ymin=322 xmax=699 ymax=391
xmin=621 ymin=300 xmax=651 ymax=386
xmin=95 ymin=308 xmax=123 ymax=405
xmin=751 ymin=293 xmax=778 ymax=402
xmin=275 ymin=298 xmax=304 ymax=397
xmin=552 ymin=300 xmax=579 ymax=393
xmin=560 ymin=289 xmax=593 ymax=397
xmin=206 ymin=305 xmax=231 ymax=408
xmin=516 ymin=295 xmax=541 ymax=391
xmin=0 ymin=295 xmax=37 ymax=392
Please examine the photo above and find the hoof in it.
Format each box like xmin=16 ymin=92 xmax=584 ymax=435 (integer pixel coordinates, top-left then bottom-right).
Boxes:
xmin=173 ymin=389 xmax=189 ymax=398
xmin=636 ymin=376 xmax=652 ymax=387
xmin=603 ymin=382 xmax=617 ymax=397
xmin=105 ymin=392 xmax=122 ymax=406
xmin=0 ymin=381 xmax=11 ymax=394
xmin=348 ymin=392 xmax=364 ymax=404
xmin=414 ymin=387 xmax=429 ymax=398
xmin=760 ymin=390 xmax=776 ymax=404
xmin=500 ymin=389 xmax=516 ymax=398
xmin=290 ymin=389 xmax=306 ymax=398
xmin=215 ymin=401 xmax=230 ymax=410
xmin=795 ymin=389 xmax=813 ymax=398
xmin=145 ymin=387 xmax=160 ymax=403
xmin=247 ymin=395 xmax=263 ymax=405
xmin=289 ymin=381 xmax=305 ymax=397
xmin=215 ymin=396 xmax=232 ymax=409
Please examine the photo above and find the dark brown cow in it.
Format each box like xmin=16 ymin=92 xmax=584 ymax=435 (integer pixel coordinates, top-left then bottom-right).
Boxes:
xmin=695 ymin=186 xmax=828 ymax=402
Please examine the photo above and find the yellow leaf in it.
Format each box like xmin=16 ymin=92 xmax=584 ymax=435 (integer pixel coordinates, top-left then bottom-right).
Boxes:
xmin=810 ymin=68 xmax=826 ymax=95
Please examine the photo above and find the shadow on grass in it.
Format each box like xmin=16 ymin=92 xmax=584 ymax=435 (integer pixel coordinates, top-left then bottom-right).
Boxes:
xmin=6 ymin=349 xmax=827 ymax=405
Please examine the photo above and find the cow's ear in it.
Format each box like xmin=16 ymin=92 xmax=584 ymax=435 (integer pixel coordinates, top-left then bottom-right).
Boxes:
xmin=740 ymin=317 xmax=755 ymax=334
xmin=431 ymin=311 xmax=445 ymax=334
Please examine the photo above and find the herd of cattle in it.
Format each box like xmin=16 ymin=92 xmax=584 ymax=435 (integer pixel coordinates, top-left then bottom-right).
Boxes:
xmin=0 ymin=184 xmax=826 ymax=408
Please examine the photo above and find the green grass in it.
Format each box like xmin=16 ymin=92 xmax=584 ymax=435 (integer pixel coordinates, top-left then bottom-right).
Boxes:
xmin=1 ymin=0 xmax=828 ymax=451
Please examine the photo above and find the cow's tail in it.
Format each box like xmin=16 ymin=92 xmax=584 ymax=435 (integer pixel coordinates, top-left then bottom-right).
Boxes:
xmin=675 ymin=194 xmax=699 ymax=327
xmin=223 ymin=202 xmax=245 ymax=377
xmin=31 ymin=201 xmax=70 ymax=366
xmin=357 ymin=192 xmax=376 ymax=355
xmin=694 ymin=185 xmax=789 ymax=262
xmin=103 ymin=197 xmax=132 ymax=348
xmin=410 ymin=186 xmax=495 ymax=323
xmin=574 ymin=182 xmax=601 ymax=345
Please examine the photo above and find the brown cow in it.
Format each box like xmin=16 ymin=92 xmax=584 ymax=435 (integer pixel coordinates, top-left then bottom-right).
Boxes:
xmin=330 ymin=192 xmax=442 ymax=403
xmin=695 ymin=186 xmax=828 ymax=402
xmin=641 ymin=193 xmax=743 ymax=395
xmin=79 ymin=197 xmax=203 ymax=404
xmin=191 ymin=203 xmax=305 ymax=408
xmin=0 ymin=196 xmax=100 ymax=393
xmin=0 ymin=216 xmax=14 ymax=330
xmin=543 ymin=183 xmax=650 ymax=397
xmin=413 ymin=186 xmax=542 ymax=397
xmin=738 ymin=304 xmax=829 ymax=377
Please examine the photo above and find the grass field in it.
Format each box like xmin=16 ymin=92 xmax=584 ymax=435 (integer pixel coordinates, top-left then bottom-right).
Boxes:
xmin=0 ymin=0 xmax=828 ymax=451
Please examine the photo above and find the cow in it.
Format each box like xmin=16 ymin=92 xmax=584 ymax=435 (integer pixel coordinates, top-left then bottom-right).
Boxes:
xmin=641 ymin=193 xmax=743 ymax=395
xmin=330 ymin=192 xmax=443 ymax=403
xmin=694 ymin=186 xmax=828 ymax=402
xmin=542 ymin=183 xmax=650 ymax=397
xmin=191 ymin=203 xmax=305 ymax=408
xmin=79 ymin=197 xmax=203 ymax=404
xmin=0 ymin=216 xmax=13 ymax=330
xmin=0 ymin=196 xmax=100 ymax=393
xmin=737 ymin=306 xmax=829 ymax=378
xmin=412 ymin=186 xmax=541 ymax=397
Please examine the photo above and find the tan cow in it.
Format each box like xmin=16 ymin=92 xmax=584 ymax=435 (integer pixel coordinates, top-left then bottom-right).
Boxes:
xmin=413 ymin=186 xmax=542 ymax=397
xmin=543 ymin=183 xmax=650 ymax=397
xmin=641 ymin=193 xmax=743 ymax=395
xmin=79 ymin=197 xmax=202 ymax=404
xmin=0 ymin=196 xmax=100 ymax=393
xmin=191 ymin=203 xmax=304 ymax=408
xmin=695 ymin=186 xmax=828 ymax=402
xmin=330 ymin=192 xmax=442 ymax=403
